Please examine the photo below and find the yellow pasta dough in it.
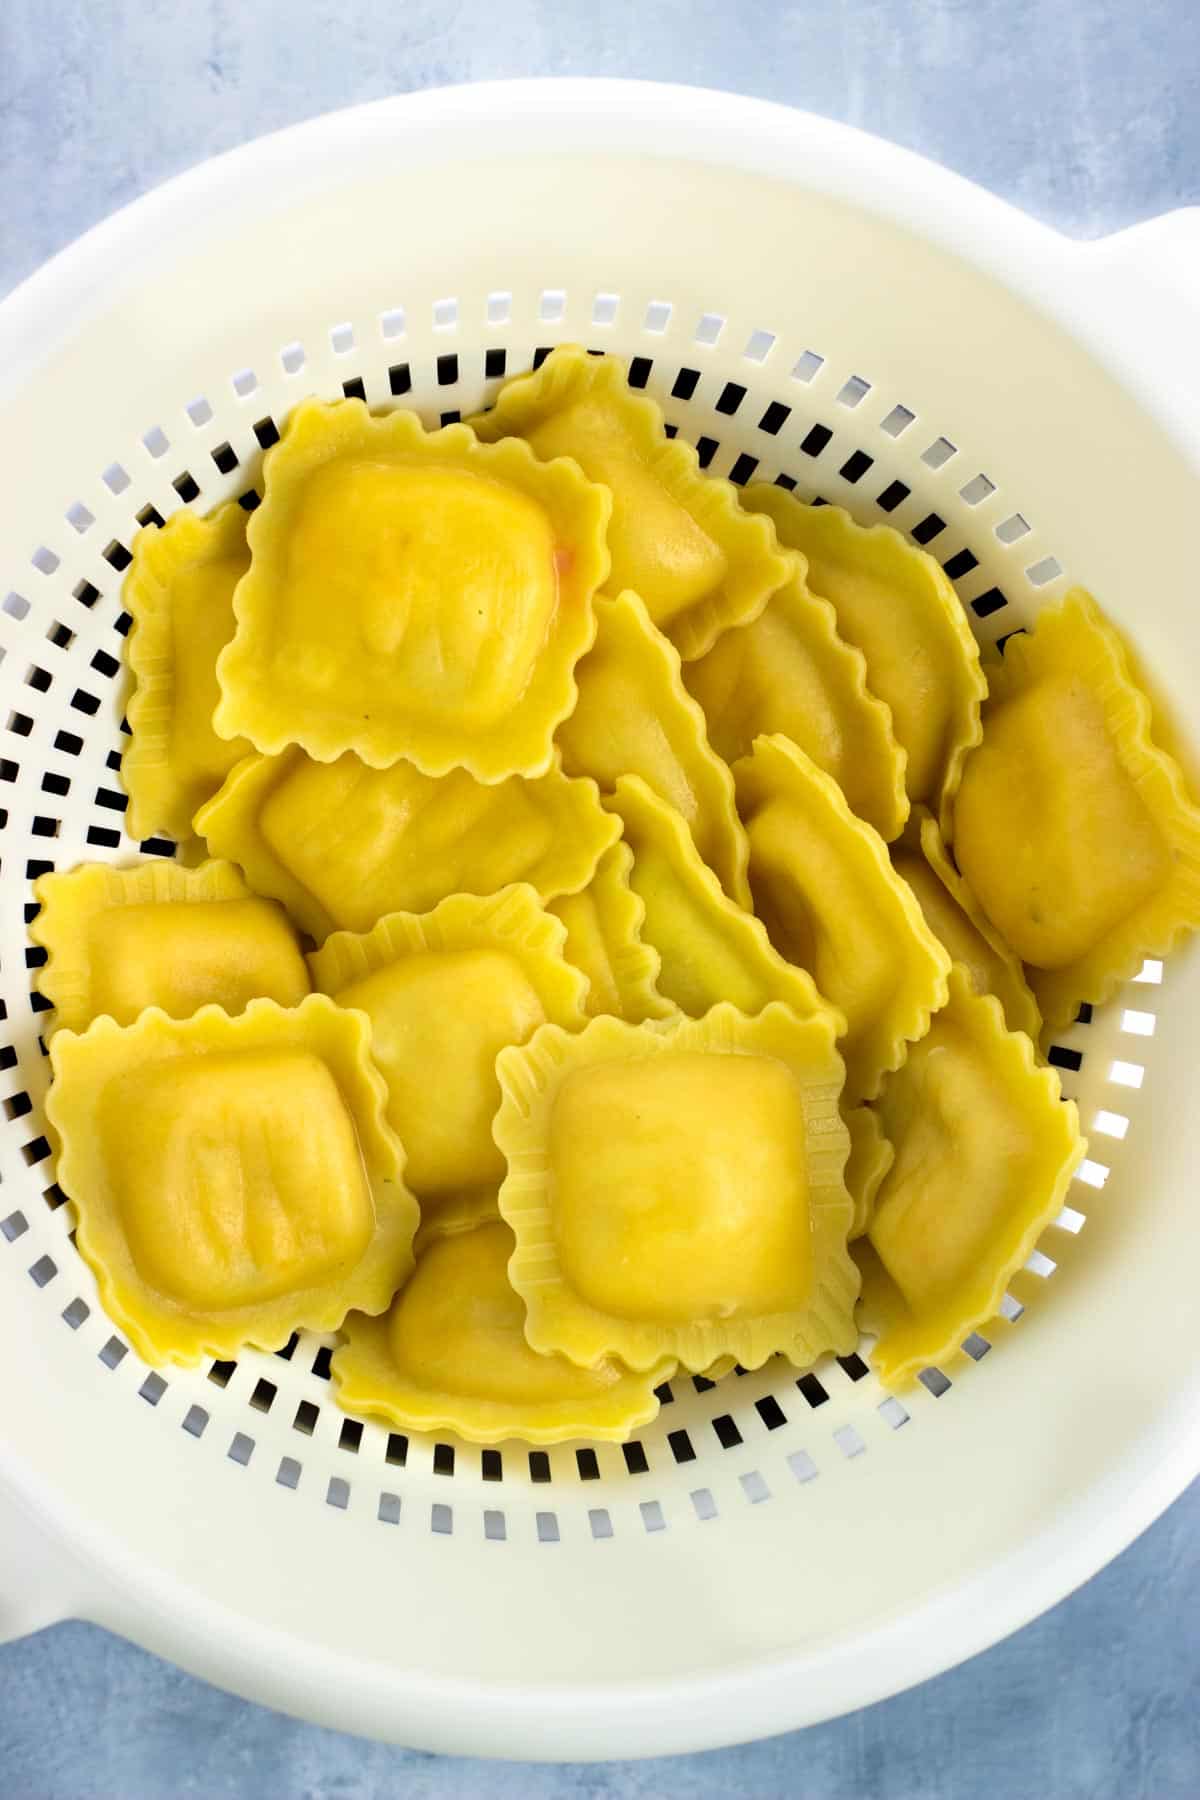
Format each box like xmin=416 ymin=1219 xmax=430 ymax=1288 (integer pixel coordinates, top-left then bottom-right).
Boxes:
xmin=733 ymin=735 xmax=950 ymax=1103
xmin=557 ymin=588 xmax=750 ymax=902
xmin=333 ymin=1221 xmax=672 ymax=1445
xmin=31 ymin=857 xmax=309 ymax=1035
xmin=892 ymin=811 xmax=1041 ymax=1039
xmin=742 ymin=485 xmax=986 ymax=831
xmin=470 ymin=346 xmax=789 ymax=659
xmin=495 ymin=1003 xmax=857 ymax=1373
xmin=861 ymin=967 xmax=1084 ymax=1387
xmin=213 ymin=399 xmax=611 ymax=781
xmin=123 ymin=502 xmax=251 ymax=841
xmin=548 ymin=841 xmax=674 ymax=1023
xmin=953 ymin=591 xmax=1200 ymax=1028
xmin=412 ymin=1187 xmax=502 ymax=1255
xmin=46 ymin=995 xmax=418 ymax=1366
xmin=684 ymin=556 xmax=909 ymax=841
xmin=195 ymin=746 xmax=619 ymax=943
xmin=606 ymin=775 xmax=835 ymax=1025
xmin=844 ymin=1105 xmax=894 ymax=1241
xmin=308 ymin=886 xmax=587 ymax=1206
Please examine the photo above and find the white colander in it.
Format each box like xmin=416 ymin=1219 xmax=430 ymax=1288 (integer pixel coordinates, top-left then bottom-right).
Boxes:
xmin=2 ymin=79 xmax=1199 ymax=1762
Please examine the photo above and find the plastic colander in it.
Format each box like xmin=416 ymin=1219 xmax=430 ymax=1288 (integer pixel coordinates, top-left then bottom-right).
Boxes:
xmin=2 ymin=79 xmax=1199 ymax=1762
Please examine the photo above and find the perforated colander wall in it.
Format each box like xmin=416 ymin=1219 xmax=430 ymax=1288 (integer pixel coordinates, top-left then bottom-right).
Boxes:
xmin=0 ymin=289 xmax=1155 ymax=1549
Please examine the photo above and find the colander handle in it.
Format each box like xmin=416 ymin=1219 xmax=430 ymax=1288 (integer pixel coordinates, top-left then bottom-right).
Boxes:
xmin=1084 ymin=207 xmax=1200 ymax=396
xmin=0 ymin=1476 xmax=80 ymax=1644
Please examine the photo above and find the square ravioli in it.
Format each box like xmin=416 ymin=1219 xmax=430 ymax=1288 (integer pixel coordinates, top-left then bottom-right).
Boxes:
xmin=123 ymin=502 xmax=252 ymax=841
xmin=308 ymin=885 xmax=587 ymax=1202
xmin=196 ymin=747 xmax=619 ymax=942
xmin=860 ymin=967 xmax=1084 ymax=1387
xmin=557 ymin=588 xmax=750 ymax=902
xmin=734 ymin=735 xmax=950 ymax=1103
xmin=684 ymin=554 xmax=908 ymax=842
xmin=333 ymin=1221 xmax=672 ymax=1445
xmin=952 ymin=590 xmax=1200 ymax=1028
xmin=553 ymin=1054 xmax=814 ymax=1319
xmin=742 ymin=484 xmax=986 ymax=833
xmin=46 ymin=995 xmax=417 ymax=1365
xmin=549 ymin=841 xmax=674 ymax=1023
xmin=843 ymin=1104 xmax=894 ymax=1241
xmin=111 ymin=1049 xmax=368 ymax=1309
xmin=213 ymin=399 xmax=611 ymax=781
xmin=31 ymin=857 xmax=309 ymax=1034
xmin=891 ymin=809 xmax=1040 ymax=1039
xmin=606 ymin=774 xmax=834 ymax=1025
xmin=470 ymin=346 xmax=789 ymax=660
xmin=494 ymin=1003 xmax=858 ymax=1372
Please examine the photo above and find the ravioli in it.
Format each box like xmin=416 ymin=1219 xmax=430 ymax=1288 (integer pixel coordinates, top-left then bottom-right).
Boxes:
xmin=195 ymin=746 xmax=619 ymax=942
xmin=952 ymin=591 xmax=1200 ymax=1029
xmin=742 ymin=485 xmax=986 ymax=831
xmin=548 ymin=841 xmax=674 ymax=1023
xmin=123 ymin=502 xmax=252 ymax=842
xmin=892 ymin=811 xmax=1041 ymax=1039
xmin=213 ymin=399 xmax=611 ymax=780
xmin=861 ymin=967 xmax=1084 ymax=1387
xmin=558 ymin=588 xmax=750 ymax=902
xmin=606 ymin=775 xmax=834 ymax=1025
xmin=495 ymin=1004 xmax=858 ymax=1373
xmin=470 ymin=346 xmax=789 ymax=660
xmin=308 ymin=886 xmax=587 ymax=1205
xmin=46 ymin=995 xmax=417 ymax=1366
xmin=31 ymin=857 xmax=309 ymax=1035
xmin=684 ymin=557 xmax=908 ymax=841
xmin=333 ymin=1221 xmax=671 ymax=1445
xmin=733 ymin=735 xmax=950 ymax=1103
xmin=844 ymin=1105 xmax=894 ymax=1241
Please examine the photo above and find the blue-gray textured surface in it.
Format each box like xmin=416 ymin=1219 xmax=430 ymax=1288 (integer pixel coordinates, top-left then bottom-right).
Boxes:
xmin=2 ymin=2 xmax=1200 ymax=1795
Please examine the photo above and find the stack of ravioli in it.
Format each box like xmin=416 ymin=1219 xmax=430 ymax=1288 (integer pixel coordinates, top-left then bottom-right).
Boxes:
xmin=33 ymin=347 xmax=1200 ymax=1444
